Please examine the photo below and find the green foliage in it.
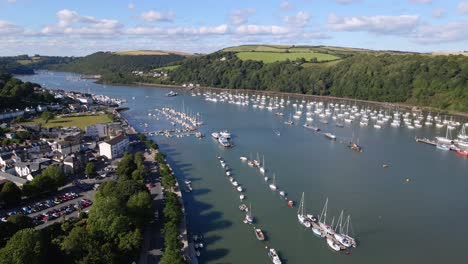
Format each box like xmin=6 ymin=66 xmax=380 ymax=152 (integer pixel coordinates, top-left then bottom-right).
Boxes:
xmin=137 ymin=133 xmax=158 ymax=149
xmin=85 ymin=162 xmax=97 ymax=178
xmin=49 ymin=52 xmax=186 ymax=84
xmin=0 ymin=182 xmax=22 ymax=206
xmin=0 ymin=228 xmax=46 ymax=264
xmin=115 ymin=153 xmax=136 ymax=179
xmin=155 ymin=152 xmax=166 ymax=164
xmin=0 ymin=74 xmax=56 ymax=111
xmin=41 ymin=111 xmax=55 ymax=123
xmin=22 ymin=165 xmax=66 ymax=197
xmin=167 ymin=52 xmax=468 ymax=112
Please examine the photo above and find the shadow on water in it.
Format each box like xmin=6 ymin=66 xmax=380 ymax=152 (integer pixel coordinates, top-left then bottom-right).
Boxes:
xmin=159 ymin=144 xmax=232 ymax=263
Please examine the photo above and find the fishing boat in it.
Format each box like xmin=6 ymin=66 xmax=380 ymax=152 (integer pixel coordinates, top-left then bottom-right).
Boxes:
xmin=324 ymin=132 xmax=337 ymax=140
xmin=254 ymin=228 xmax=265 ymax=241
xmin=297 ymin=192 xmax=312 ymax=228
xmin=269 ymin=174 xmax=277 ymax=191
xmin=267 ymin=247 xmax=282 ymax=264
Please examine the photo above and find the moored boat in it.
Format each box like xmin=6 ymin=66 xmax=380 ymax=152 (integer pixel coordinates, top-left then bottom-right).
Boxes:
xmin=254 ymin=228 xmax=265 ymax=241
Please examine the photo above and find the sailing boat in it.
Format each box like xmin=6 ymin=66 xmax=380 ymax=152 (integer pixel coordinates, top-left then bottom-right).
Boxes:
xmin=348 ymin=132 xmax=363 ymax=152
xmin=244 ymin=203 xmax=254 ymax=224
xmin=269 ymin=174 xmax=277 ymax=191
xmin=297 ymin=192 xmax=311 ymax=228
xmin=333 ymin=211 xmax=353 ymax=248
xmin=435 ymin=125 xmax=453 ymax=144
xmin=318 ymin=198 xmax=335 ymax=236
xmin=259 ymin=155 xmax=266 ymax=174
xmin=284 ymin=113 xmax=294 ymax=125
xmin=458 ymin=124 xmax=468 ymax=140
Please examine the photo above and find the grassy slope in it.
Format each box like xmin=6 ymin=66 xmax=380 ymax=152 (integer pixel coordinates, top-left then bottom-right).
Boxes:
xmin=154 ymin=65 xmax=180 ymax=71
xmin=236 ymin=51 xmax=339 ymax=63
xmin=22 ymin=114 xmax=112 ymax=130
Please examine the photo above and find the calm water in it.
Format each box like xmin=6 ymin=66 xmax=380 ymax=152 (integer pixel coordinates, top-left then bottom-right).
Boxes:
xmin=19 ymin=72 xmax=468 ymax=264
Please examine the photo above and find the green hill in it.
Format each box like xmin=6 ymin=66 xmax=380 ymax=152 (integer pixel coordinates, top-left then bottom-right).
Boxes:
xmin=49 ymin=51 xmax=187 ymax=84
xmin=165 ymin=46 xmax=468 ymax=112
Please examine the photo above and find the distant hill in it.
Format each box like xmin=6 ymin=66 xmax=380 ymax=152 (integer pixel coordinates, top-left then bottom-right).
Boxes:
xmin=164 ymin=45 xmax=468 ymax=112
xmin=48 ymin=51 xmax=187 ymax=84
xmin=0 ymin=55 xmax=76 ymax=75
xmin=432 ymin=51 xmax=468 ymax=57
xmin=115 ymin=50 xmax=193 ymax=57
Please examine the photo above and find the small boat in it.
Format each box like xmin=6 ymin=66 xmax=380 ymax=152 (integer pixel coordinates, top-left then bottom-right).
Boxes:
xmin=218 ymin=137 xmax=231 ymax=147
xmin=239 ymin=204 xmax=248 ymax=211
xmin=240 ymin=194 xmax=245 ymax=200
xmin=244 ymin=204 xmax=254 ymax=224
xmin=436 ymin=144 xmax=450 ymax=151
xmin=267 ymin=247 xmax=282 ymax=264
xmin=297 ymin=192 xmax=311 ymax=228
xmin=254 ymin=228 xmax=265 ymax=241
xmin=348 ymin=142 xmax=363 ymax=152
xmin=303 ymin=124 xmax=320 ymax=131
xmin=166 ymin=91 xmax=178 ymax=97
xmin=264 ymin=176 xmax=269 ymax=181
xmin=240 ymin=156 xmax=248 ymax=161
xmin=287 ymin=200 xmax=294 ymax=207
xmin=382 ymin=164 xmax=389 ymax=168
xmin=456 ymin=149 xmax=468 ymax=156
xmin=219 ymin=130 xmax=231 ymax=139
xmin=211 ymin=132 xmax=220 ymax=139
xmin=279 ymin=191 xmax=286 ymax=197
xmin=324 ymin=132 xmax=336 ymax=140
xmin=237 ymin=186 xmax=243 ymax=192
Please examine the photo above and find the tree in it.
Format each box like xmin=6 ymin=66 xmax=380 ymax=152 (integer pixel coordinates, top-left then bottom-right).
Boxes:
xmin=126 ymin=191 xmax=153 ymax=227
xmin=41 ymin=111 xmax=55 ymax=124
xmin=0 ymin=228 xmax=46 ymax=264
xmin=6 ymin=215 xmax=33 ymax=230
xmin=0 ymin=182 xmax=22 ymax=206
xmin=85 ymin=162 xmax=97 ymax=178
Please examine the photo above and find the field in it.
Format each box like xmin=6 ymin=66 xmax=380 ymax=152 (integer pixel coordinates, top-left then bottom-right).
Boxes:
xmin=22 ymin=114 xmax=112 ymax=130
xmin=235 ymin=51 xmax=339 ymax=63
xmin=115 ymin=50 xmax=193 ymax=56
xmin=154 ymin=65 xmax=180 ymax=71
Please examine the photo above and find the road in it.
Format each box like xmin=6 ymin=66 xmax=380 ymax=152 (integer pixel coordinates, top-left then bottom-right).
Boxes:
xmin=139 ymin=151 xmax=165 ymax=264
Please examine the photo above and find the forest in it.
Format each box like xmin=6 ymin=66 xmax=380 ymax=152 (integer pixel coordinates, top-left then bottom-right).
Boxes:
xmin=167 ymin=52 xmax=468 ymax=112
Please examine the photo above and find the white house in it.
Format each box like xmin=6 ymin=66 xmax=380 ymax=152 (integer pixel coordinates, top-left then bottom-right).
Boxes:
xmin=52 ymin=141 xmax=81 ymax=156
xmin=98 ymin=134 xmax=129 ymax=159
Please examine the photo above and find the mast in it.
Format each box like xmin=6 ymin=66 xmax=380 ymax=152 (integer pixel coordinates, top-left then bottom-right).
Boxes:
xmin=319 ymin=198 xmax=329 ymax=224
xmin=298 ymin=192 xmax=304 ymax=216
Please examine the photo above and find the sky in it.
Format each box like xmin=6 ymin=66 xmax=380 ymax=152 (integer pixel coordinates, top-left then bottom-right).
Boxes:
xmin=1 ymin=0 xmax=468 ymax=56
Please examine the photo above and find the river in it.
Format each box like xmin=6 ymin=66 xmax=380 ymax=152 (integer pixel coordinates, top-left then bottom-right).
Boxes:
xmin=19 ymin=71 xmax=468 ymax=264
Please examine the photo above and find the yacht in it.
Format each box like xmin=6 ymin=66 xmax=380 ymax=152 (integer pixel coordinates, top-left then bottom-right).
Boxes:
xmin=267 ymin=248 xmax=282 ymax=264
xmin=327 ymin=238 xmax=341 ymax=251
xmin=166 ymin=91 xmax=178 ymax=97
xmin=269 ymin=174 xmax=277 ymax=191
xmin=297 ymin=192 xmax=312 ymax=228
xmin=219 ymin=130 xmax=231 ymax=139
xmin=218 ymin=137 xmax=231 ymax=147
xmin=303 ymin=124 xmax=320 ymax=131
xmin=435 ymin=126 xmax=453 ymax=144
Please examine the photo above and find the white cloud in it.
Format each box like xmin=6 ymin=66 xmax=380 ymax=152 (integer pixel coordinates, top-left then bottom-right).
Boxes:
xmin=229 ymin=9 xmax=255 ymax=25
xmin=283 ymin=11 xmax=311 ymax=27
xmin=458 ymin=2 xmax=468 ymax=14
xmin=128 ymin=3 xmax=135 ymax=10
xmin=280 ymin=1 xmax=293 ymax=10
xmin=140 ymin=10 xmax=175 ymax=22
xmin=41 ymin=9 xmax=122 ymax=36
xmin=408 ymin=0 xmax=432 ymax=3
xmin=0 ymin=20 xmax=23 ymax=34
xmin=412 ymin=19 xmax=468 ymax=43
xmin=126 ymin=24 xmax=229 ymax=35
xmin=432 ymin=8 xmax=444 ymax=18
xmin=235 ymin=24 xmax=290 ymax=35
xmin=327 ymin=13 xmax=420 ymax=34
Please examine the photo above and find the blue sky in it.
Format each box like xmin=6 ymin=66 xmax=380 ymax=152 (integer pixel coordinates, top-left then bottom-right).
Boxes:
xmin=1 ymin=0 xmax=468 ymax=55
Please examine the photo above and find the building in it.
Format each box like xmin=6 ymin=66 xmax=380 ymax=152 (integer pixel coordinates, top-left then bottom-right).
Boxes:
xmin=0 ymin=171 xmax=27 ymax=187
xmin=14 ymin=159 xmax=53 ymax=181
xmin=52 ymin=141 xmax=81 ymax=156
xmin=98 ymin=134 xmax=129 ymax=159
xmin=85 ymin=123 xmax=109 ymax=138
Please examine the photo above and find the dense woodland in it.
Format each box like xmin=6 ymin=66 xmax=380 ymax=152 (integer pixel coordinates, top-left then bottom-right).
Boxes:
xmin=0 ymin=73 xmax=56 ymax=110
xmin=49 ymin=52 xmax=187 ymax=84
xmin=167 ymin=52 xmax=468 ymax=112
xmin=0 ymin=55 xmax=76 ymax=75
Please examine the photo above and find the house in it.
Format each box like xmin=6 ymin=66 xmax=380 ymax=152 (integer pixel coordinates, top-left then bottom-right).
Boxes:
xmin=5 ymin=133 xmax=15 ymax=139
xmin=63 ymin=155 xmax=81 ymax=175
xmin=85 ymin=123 xmax=109 ymax=138
xmin=0 ymin=153 xmax=19 ymax=172
xmin=98 ymin=134 xmax=129 ymax=159
xmin=14 ymin=159 xmax=53 ymax=181
xmin=51 ymin=141 xmax=81 ymax=156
